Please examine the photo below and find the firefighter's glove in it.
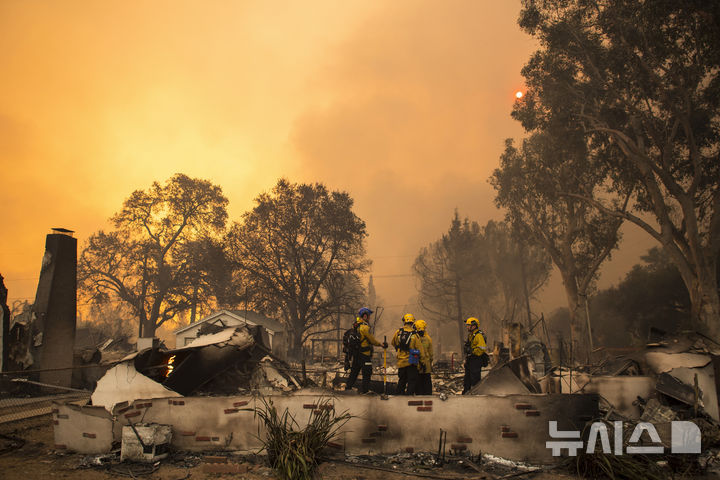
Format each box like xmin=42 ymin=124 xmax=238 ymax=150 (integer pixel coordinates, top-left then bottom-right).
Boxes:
xmin=382 ymin=341 xmax=389 ymax=349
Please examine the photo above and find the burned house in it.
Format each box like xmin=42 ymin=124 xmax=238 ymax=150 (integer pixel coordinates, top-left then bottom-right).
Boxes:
xmin=49 ymin=312 xmax=720 ymax=468
xmin=53 ymin=322 xmax=601 ymax=464
xmin=174 ymin=310 xmax=286 ymax=359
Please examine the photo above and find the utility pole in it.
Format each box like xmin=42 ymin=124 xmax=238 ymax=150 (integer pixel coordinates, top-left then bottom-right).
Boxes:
xmin=336 ymin=310 xmax=341 ymax=361
xmin=190 ymin=284 xmax=198 ymax=324
xmin=575 ymin=277 xmax=594 ymax=360
xmin=519 ymin=241 xmax=533 ymax=330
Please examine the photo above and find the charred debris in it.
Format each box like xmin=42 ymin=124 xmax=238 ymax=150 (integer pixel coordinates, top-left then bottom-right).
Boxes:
xmin=87 ymin=321 xmax=720 ymax=430
xmin=92 ymin=324 xmax=304 ymax=403
xmin=60 ymin=325 xmax=720 ymax=479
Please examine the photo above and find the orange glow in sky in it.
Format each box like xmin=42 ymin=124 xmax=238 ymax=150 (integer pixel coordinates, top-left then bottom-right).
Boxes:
xmin=0 ymin=1 xmax=649 ymax=317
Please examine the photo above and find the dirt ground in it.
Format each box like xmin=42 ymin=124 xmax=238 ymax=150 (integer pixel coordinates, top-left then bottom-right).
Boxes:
xmin=0 ymin=415 xmax=577 ymax=480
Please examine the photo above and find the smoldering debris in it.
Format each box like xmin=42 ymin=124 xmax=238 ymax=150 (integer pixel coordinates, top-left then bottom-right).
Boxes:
xmin=341 ymin=451 xmax=545 ymax=478
xmin=90 ymin=324 xmax=299 ymax=408
xmin=49 ymin=321 xmax=720 ymax=478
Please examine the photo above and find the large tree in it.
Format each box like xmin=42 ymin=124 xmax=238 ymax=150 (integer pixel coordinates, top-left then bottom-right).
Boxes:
xmin=414 ymin=215 xmax=550 ymax=351
xmin=226 ymin=179 xmax=369 ymax=360
xmin=182 ymin=237 xmax=240 ymax=323
xmin=492 ymin=132 xmax=625 ymax=361
xmin=413 ymin=212 xmax=494 ymax=350
xmin=483 ymin=220 xmax=551 ymax=330
xmin=592 ymin=247 xmax=691 ymax=347
xmin=79 ymin=301 xmax=135 ymax=345
xmin=79 ymin=174 xmax=229 ymax=338
xmin=516 ymin=0 xmax=720 ymax=337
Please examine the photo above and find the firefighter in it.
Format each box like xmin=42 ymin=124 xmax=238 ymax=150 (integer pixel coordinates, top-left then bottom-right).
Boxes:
xmin=462 ymin=317 xmax=488 ymax=394
xmin=414 ymin=319 xmax=433 ymax=395
xmin=345 ymin=307 xmax=387 ymax=393
xmin=391 ymin=313 xmax=425 ymax=395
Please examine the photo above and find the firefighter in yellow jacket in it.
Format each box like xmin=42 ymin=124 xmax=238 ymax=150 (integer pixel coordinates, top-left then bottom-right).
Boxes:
xmin=462 ymin=317 xmax=488 ymax=394
xmin=391 ymin=313 xmax=425 ymax=395
xmin=414 ymin=319 xmax=433 ymax=395
xmin=345 ymin=307 xmax=387 ymax=393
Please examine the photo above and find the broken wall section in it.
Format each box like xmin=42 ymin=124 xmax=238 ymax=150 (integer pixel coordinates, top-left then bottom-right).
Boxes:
xmin=55 ymin=392 xmax=599 ymax=464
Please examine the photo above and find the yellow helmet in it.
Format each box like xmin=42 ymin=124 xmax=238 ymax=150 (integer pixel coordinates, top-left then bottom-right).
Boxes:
xmin=415 ymin=319 xmax=427 ymax=331
xmin=402 ymin=313 xmax=415 ymax=324
xmin=465 ymin=317 xmax=479 ymax=327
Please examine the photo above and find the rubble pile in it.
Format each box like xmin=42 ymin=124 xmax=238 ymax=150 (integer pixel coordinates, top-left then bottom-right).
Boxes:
xmin=45 ymin=321 xmax=720 ymax=478
xmin=570 ymin=414 xmax=720 ymax=479
xmin=533 ymin=330 xmax=720 ymax=478
xmin=433 ymin=373 xmax=465 ymax=395
xmin=90 ymin=324 xmax=301 ymax=410
xmin=342 ymin=451 xmax=543 ymax=478
xmin=590 ymin=331 xmax=720 ymax=424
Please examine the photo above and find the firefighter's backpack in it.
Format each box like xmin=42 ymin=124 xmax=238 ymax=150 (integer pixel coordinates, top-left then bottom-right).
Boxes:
xmin=396 ymin=329 xmax=414 ymax=352
xmin=342 ymin=326 xmax=361 ymax=356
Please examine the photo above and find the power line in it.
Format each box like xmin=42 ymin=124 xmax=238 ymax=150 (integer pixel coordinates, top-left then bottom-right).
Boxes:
xmin=7 ymin=297 xmax=128 ymax=307
xmin=379 ymin=303 xmax=420 ymax=308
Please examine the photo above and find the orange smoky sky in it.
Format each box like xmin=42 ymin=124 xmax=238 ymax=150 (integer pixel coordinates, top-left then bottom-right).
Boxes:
xmin=0 ymin=1 xmax=653 ymax=319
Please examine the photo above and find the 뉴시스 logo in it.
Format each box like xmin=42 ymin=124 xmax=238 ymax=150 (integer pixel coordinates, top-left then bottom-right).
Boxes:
xmin=546 ymin=420 xmax=701 ymax=456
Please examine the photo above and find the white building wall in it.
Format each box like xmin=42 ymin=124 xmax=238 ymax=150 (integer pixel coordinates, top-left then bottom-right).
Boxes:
xmin=175 ymin=313 xmax=278 ymax=352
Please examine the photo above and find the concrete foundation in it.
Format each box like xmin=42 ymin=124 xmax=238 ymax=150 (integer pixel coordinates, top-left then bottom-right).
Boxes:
xmin=54 ymin=391 xmax=599 ymax=464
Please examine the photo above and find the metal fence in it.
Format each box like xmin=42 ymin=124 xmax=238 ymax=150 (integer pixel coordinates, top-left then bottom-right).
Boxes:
xmin=0 ymin=375 xmax=91 ymax=425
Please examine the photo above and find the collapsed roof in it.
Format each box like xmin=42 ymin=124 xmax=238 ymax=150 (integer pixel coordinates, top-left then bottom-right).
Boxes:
xmin=90 ymin=324 xmax=299 ymax=410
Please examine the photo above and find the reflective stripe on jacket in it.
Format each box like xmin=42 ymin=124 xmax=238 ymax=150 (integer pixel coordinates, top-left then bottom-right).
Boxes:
xmin=466 ymin=330 xmax=487 ymax=357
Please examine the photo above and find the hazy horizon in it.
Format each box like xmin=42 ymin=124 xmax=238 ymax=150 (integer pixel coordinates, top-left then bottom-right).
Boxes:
xmin=0 ymin=1 xmax=656 ymax=326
